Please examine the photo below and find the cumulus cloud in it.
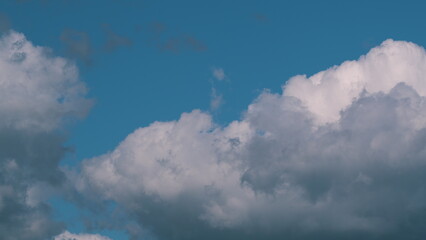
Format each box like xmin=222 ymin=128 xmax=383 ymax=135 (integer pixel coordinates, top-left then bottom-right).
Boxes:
xmin=284 ymin=39 xmax=426 ymax=125
xmin=0 ymin=31 xmax=91 ymax=240
xmin=55 ymin=231 xmax=112 ymax=240
xmin=0 ymin=31 xmax=91 ymax=131
xmin=74 ymin=39 xmax=426 ymax=239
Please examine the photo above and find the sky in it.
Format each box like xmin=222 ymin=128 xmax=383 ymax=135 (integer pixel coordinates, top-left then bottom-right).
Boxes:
xmin=2 ymin=0 xmax=426 ymax=239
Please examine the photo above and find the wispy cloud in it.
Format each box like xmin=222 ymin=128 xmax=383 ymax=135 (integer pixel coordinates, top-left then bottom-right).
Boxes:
xmin=210 ymin=87 xmax=223 ymax=111
xmin=144 ymin=21 xmax=207 ymax=53
xmin=102 ymin=24 xmax=132 ymax=52
xmin=209 ymin=67 xmax=227 ymax=112
xmin=60 ymin=29 xmax=93 ymax=65
xmin=212 ymin=67 xmax=226 ymax=81
xmin=184 ymin=35 xmax=207 ymax=52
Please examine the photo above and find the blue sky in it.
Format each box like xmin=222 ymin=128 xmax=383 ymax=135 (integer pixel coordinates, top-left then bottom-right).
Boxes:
xmin=5 ymin=0 xmax=423 ymax=159
xmin=3 ymin=0 xmax=424 ymax=159
xmin=3 ymin=1 xmax=426 ymax=240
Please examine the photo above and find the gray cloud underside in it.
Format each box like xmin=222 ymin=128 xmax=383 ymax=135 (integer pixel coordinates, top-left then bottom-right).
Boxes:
xmin=0 ymin=31 xmax=91 ymax=240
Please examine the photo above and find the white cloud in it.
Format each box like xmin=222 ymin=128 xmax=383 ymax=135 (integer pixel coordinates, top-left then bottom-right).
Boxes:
xmin=75 ymin=39 xmax=426 ymax=239
xmin=0 ymin=30 xmax=91 ymax=131
xmin=284 ymin=39 xmax=426 ymax=125
xmin=55 ymin=231 xmax=112 ymax=240
xmin=212 ymin=67 xmax=226 ymax=81
xmin=0 ymin=31 xmax=91 ymax=240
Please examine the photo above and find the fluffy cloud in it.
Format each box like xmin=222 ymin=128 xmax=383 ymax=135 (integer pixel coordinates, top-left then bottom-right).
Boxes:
xmin=0 ymin=31 xmax=91 ymax=240
xmin=55 ymin=231 xmax=112 ymax=240
xmin=75 ymin=39 xmax=426 ymax=239
xmin=284 ymin=39 xmax=426 ymax=125
xmin=0 ymin=31 xmax=91 ymax=131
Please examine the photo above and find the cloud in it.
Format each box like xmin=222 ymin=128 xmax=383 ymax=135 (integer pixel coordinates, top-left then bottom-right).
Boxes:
xmin=158 ymin=35 xmax=207 ymax=53
xmin=144 ymin=22 xmax=207 ymax=53
xmin=212 ymin=67 xmax=226 ymax=81
xmin=74 ymin=39 xmax=426 ymax=239
xmin=210 ymin=87 xmax=223 ymax=111
xmin=284 ymin=39 xmax=426 ymax=125
xmin=60 ymin=25 xmax=132 ymax=65
xmin=60 ymin=29 xmax=93 ymax=65
xmin=54 ymin=231 xmax=112 ymax=240
xmin=102 ymin=24 xmax=132 ymax=52
xmin=184 ymin=35 xmax=207 ymax=52
xmin=0 ymin=31 xmax=91 ymax=240
xmin=210 ymin=67 xmax=226 ymax=111
xmin=0 ymin=31 xmax=91 ymax=131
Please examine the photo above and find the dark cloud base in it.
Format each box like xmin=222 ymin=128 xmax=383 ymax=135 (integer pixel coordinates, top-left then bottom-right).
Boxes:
xmin=0 ymin=129 xmax=67 ymax=240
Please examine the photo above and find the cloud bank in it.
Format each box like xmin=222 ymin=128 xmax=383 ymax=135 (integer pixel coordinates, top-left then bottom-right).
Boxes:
xmin=74 ymin=39 xmax=426 ymax=239
xmin=0 ymin=31 xmax=91 ymax=240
